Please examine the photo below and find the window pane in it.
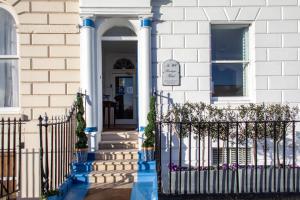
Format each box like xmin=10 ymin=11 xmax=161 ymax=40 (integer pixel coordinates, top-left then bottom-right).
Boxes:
xmin=212 ymin=63 xmax=246 ymax=97
xmin=0 ymin=60 xmax=18 ymax=107
xmin=0 ymin=8 xmax=17 ymax=55
xmin=211 ymin=25 xmax=248 ymax=61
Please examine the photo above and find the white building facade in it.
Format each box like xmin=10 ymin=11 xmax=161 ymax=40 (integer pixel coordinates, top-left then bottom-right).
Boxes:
xmin=79 ymin=0 xmax=300 ymax=148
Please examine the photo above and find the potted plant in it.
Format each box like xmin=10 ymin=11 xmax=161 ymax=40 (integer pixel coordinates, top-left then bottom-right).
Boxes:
xmin=75 ymin=92 xmax=88 ymax=163
xmin=142 ymin=96 xmax=156 ymax=161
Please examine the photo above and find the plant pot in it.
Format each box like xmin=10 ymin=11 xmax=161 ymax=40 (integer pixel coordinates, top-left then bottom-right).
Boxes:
xmin=75 ymin=148 xmax=88 ymax=163
xmin=142 ymin=147 xmax=155 ymax=162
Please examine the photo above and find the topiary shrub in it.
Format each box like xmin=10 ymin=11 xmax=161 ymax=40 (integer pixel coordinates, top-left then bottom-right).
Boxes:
xmin=142 ymin=96 xmax=156 ymax=148
xmin=75 ymin=93 xmax=88 ymax=149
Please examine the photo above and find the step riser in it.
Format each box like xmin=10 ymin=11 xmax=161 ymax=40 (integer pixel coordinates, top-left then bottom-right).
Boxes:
xmin=94 ymin=153 xmax=138 ymax=161
xmin=88 ymin=175 xmax=136 ymax=184
xmin=94 ymin=164 xmax=137 ymax=171
xmin=101 ymin=134 xmax=138 ymax=141
xmin=99 ymin=143 xmax=138 ymax=150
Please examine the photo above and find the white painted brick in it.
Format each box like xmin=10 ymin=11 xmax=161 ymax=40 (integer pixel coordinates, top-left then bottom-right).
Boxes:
xmin=173 ymin=0 xmax=197 ymax=6
xmin=283 ymin=34 xmax=300 ymax=47
xmin=232 ymin=0 xmax=266 ymax=6
xmin=32 ymin=108 xmax=66 ymax=119
xmin=199 ymin=77 xmax=210 ymax=91
xmin=65 ymin=1 xmax=79 ymax=13
xmin=256 ymin=76 xmax=268 ymax=90
xmin=198 ymin=0 xmax=230 ymax=6
xmin=268 ymin=21 xmax=298 ymax=33
xmin=283 ymin=90 xmax=300 ymax=102
xmin=159 ymin=7 xmax=184 ymax=20
xmin=19 ymin=34 xmax=30 ymax=45
xmin=50 ymin=46 xmax=80 ymax=58
xmin=49 ymin=14 xmax=79 ymax=25
xmin=50 ymin=95 xmax=75 ymax=107
xmin=21 ymin=70 xmax=49 ymax=82
xmin=255 ymin=21 xmax=267 ymax=33
xmin=67 ymin=58 xmax=80 ymax=69
xmin=198 ymin=22 xmax=210 ymax=34
xmin=185 ymin=8 xmax=207 ymax=20
xmin=20 ymin=58 xmax=31 ymax=69
xmin=50 ymin=70 xmax=79 ymax=82
xmin=198 ymin=49 xmax=210 ymax=62
xmin=283 ymin=61 xmax=300 ymax=75
xmin=255 ymin=34 xmax=281 ymax=47
xmin=257 ymin=7 xmax=281 ymax=20
xmin=283 ymin=7 xmax=300 ymax=20
xmin=269 ymin=76 xmax=298 ymax=90
xmin=32 ymin=34 xmax=65 ymax=45
xmin=21 ymin=95 xmax=49 ymax=107
xmin=255 ymin=48 xmax=267 ymax=61
xmin=268 ymin=0 xmax=297 ymax=5
xmin=31 ymin=1 xmax=64 ymax=12
xmin=204 ymin=8 xmax=227 ymax=21
xmin=20 ymin=46 xmax=48 ymax=57
xmin=155 ymin=77 xmax=173 ymax=91
xmin=19 ymin=13 xmax=47 ymax=24
xmin=173 ymin=49 xmax=198 ymax=62
xmin=185 ymin=35 xmax=209 ymax=48
xmin=256 ymin=62 xmax=282 ymax=75
xmin=161 ymin=35 xmax=184 ymax=48
xmin=154 ymin=49 xmax=172 ymax=62
xmin=67 ymin=83 xmax=80 ymax=94
xmin=185 ymin=63 xmax=210 ymax=76
xmin=236 ymin=7 xmax=260 ymax=20
xmin=185 ymin=91 xmax=211 ymax=103
xmin=173 ymin=22 xmax=197 ymax=34
xmin=14 ymin=1 xmax=30 ymax=13
xmin=33 ymin=83 xmax=66 ymax=95
xmin=153 ymin=22 xmax=172 ymax=34
xmin=21 ymin=83 xmax=31 ymax=95
xmin=66 ymin=34 xmax=80 ymax=45
xmin=268 ymin=48 xmax=298 ymax=61
xmin=32 ymin=58 xmax=65 ymax=70
xmin=173 ymin=77 xmax=198 ymax=91
xmin=256 ymin=90 xmax=282 ymax=103
xmin=225 ymin=8 xmax=241 ymax=21
xmin=19 ymin=25 xmax=79 ymax=34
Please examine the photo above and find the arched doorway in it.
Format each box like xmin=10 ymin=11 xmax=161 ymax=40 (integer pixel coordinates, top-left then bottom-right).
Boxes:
xmin=101 ymin=26 xmax=138 ymax=130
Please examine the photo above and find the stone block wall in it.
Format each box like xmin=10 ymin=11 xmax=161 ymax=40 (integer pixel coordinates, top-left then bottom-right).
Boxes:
xmin=152 ymin=0 xmax=300 ymax=106
xmin=0 ymin=0 xmax=80 ymax=198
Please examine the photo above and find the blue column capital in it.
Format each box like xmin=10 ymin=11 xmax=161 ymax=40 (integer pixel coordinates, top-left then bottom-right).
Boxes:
xmin=82 ymin=18 xmax=95 ymax=28
xmin=140 ymin=18 xmax=152 ymax=27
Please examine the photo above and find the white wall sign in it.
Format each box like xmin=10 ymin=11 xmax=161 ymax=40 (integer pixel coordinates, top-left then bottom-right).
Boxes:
xmin=162 ymin=59 xmax=180 ymax=86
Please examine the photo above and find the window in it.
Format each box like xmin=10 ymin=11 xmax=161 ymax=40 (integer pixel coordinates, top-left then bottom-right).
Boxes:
xmin=212 ymin=147 xmax=252 ymax=166
xmin=211 ymin=25 xmax=249 ymax=97
xmin=0 ymin=7 xmax=18 ymax=108
xmin=103 ymin=26 xmax=136 ymax=37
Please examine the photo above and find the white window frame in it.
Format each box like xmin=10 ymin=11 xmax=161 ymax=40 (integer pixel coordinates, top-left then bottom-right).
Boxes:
xmin=0 ymin=4 xmax=20 ymax=114
xmin=211 ymin=23 xmax=255 ymax=104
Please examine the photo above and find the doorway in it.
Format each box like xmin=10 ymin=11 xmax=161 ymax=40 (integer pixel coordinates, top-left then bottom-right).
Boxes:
xmin=102 ymin=41 xmax=138 ymax=129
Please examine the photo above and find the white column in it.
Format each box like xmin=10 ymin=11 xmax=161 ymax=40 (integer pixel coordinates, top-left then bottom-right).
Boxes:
xmin=138 ymin=18 xmax=152 ymax=149
xmin=80 ymin=18 xmax=97 ymax=151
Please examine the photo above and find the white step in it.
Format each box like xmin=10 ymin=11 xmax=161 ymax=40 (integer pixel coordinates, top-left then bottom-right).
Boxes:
xmin=99 ymin=140 xmax=138 ymax=150
xmin=88 ymin=170 xmax=137 ymax=184
xmin=93 ymin=159 xmax=138 ymax=171
xmin=101 ymin=131 xmax=138 ymax=141
xmin=94 ymin=149 xmax=138 ymax=160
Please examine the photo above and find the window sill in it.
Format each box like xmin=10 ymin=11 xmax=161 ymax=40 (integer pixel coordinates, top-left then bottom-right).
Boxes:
xmin=212 ymin=96 xmax=252 ymax=105
xmin=0 ymin=108 xmax=28 ymax=120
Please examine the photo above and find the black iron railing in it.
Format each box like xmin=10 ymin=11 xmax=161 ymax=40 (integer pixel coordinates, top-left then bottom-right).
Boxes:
xmin=0 ymin=118 xmax=23 ymax=198
xmin=156 ymin=120 xmax=300 ymax=196
xmin=38 ymin=106 xmax=77 ymax=196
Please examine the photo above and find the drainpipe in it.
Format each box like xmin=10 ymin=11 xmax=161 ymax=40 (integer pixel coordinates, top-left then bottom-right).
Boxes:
xmin=80 ymin=17 xmax=97 ymax=151
xmin=138 ymin=17 xmax=152 ymax=150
